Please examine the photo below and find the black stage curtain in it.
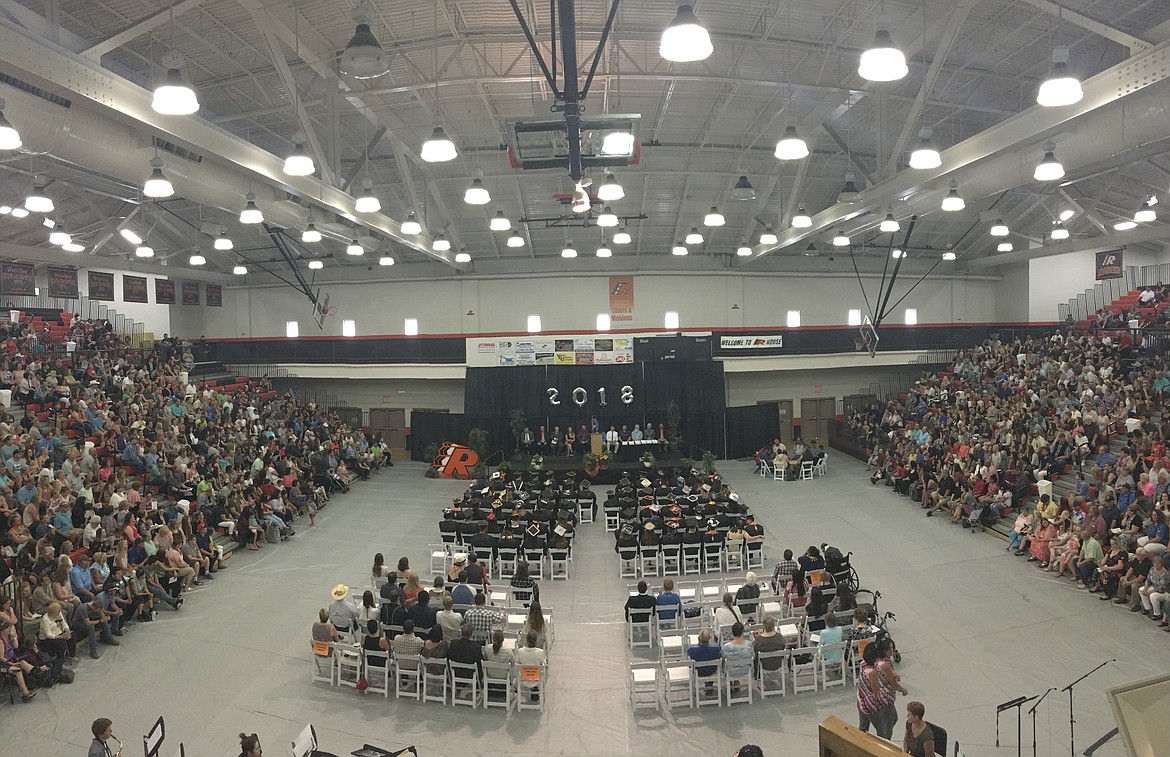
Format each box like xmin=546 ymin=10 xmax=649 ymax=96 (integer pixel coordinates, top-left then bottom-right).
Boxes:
xmin=409 ymin=411 xmax=513 ymax=462
xmin=725 ymin=404 xmax=781 ymax=459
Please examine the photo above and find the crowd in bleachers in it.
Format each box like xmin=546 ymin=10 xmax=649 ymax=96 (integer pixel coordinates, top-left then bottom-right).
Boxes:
xmin=0 ymin=310 xmax=387 ymax=703
xmin=847 ymin=328 xmax=1170 ymax=629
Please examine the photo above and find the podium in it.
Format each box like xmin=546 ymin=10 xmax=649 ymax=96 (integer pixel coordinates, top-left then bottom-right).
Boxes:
xmin=819 ymin=715 xmax=908 ymax=757
xmin=590 ymin=433 xmax=603 ymax=455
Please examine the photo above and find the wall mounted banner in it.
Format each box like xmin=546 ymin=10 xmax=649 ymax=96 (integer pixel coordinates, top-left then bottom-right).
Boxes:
xmin=1095 ymin=250 xmax=1123 ymax=280
xmin=466 ymin=336 xmax=633 ymax=367
xmin=88 ymin=271 xmax=115 ymax=301
xmin=122 ymin=275 xmax=148 ymax=303
xmin=155 ymin=279 xmax=176 ymax=305
xmin=609 ymin=275 xmax=634 ymax=322
xmin=719 ymin=335 xmax=784 ymax=349
xmin=0 ymin=262 xmax=35 ymax=296
xmin=181 ymin=281 xmax=200 ymax=305
xmin=205 ymin=284 xmax=222 ymax=307
xmin=47 ymin=268 xmax=78 ymax=299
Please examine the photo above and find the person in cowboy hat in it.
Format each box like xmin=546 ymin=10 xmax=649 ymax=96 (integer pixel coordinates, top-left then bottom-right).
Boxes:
xmin=327 ymin=584 xmax=358 ymax=636
xmin=447 ymin=553 xmax=468 ymax=583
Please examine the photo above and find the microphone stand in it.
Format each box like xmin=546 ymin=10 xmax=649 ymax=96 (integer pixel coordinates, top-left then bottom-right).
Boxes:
xmin=1028 ymin=687 xmax=1057 ymax=757
xmin=1062 ymin=659 xmax=1115 ymax=757
xmin=996 ymin=694 xmax=1039 ymax=757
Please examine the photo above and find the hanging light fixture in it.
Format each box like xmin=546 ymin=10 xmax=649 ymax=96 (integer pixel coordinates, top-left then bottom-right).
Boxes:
xmin=24 ymin=180 xmax=53 ymax=213
xmin=597 ymin=173 xmax=625 ymax=202
xmin=283 ymin=141 xmax=315 ymax=177
xmin=301 ymin=223 xmax=322 ymax=243
xmin=507 ymin=231 xmax=525 ymax=248
xmin=233 ymin=265 xmax=248 ymax=275
xmin=736 ymin=243 xmax=752 ymax=257
xmin=339 ymin=5 xmax=390 ymax=79
xmin=379 ymin=256 xmax=395 ymax=266
xmin=346 ymin=238 xmax=365 ymax=255
xmin=214 ymin=229 xmax=234 ymax=250
xmin=142 ymin=157 xmax=174 ymax=198
xmin=659 ymin=4 xmax=713 ymax=63
xmin=774 ymin=125 xmax=810 ymax=160
xmin=151 ymin=56 xmax=199 ymax=115
xmin=791 ymin=207 xmax=812 ymax=228
xmin=420 ymin=126 xmax=457 ymax=163
xmin=9 ymin=207 xmax=28 ymax=218
xmin=804 ymin=243 xmax=819 ymax=257
xmin=879 ymin=210 xmax=900 ymax=233
xmin=1113 ymin=220 xmax=1137 ymax=231
xmin=455 ymin=251 xmax=472 ymax=263
xmin=353 ymin=179 xmax=381 ymax=213
xmin=432 ymin=232 xmax=451 ymax=251
xmin=120 ymin=228 xmax=143 ymax=246
xmin=942 ymin=251 xmax=957 ymax=261
xmin=464 ymin=174 xmax=490 ymax=205
xmin=730 ymin=175 xmax=756 ymax=201
xmin=48 ymin=227 xmax=71 ymax=246
xmin=1135 ymin=201 xmax=1157 ymax=223
xmin=838 ymin=172 xmax=861 ymax=203
xmin=1037 ymin=47 xmax=1083 ymax=107
xmin=890 ymin=249 xmax=904 ymax=258
xmin=858 ymin=23 xmax=908 ymax=82
xmin=703 ymin=206 xmax=725 ymax=227
xmin=941 ymin=180 xmax=965 ymax=212
xmin=1033 ymin=147 xmax=1065 ymax=182
xmin=489 ymin=211 xmax=512 ymax=231
xmin=997 ymin=241 xmax=1014 ymax=252
xmin=685 ymin=227 xmax=704 ymax=245
xmin=571 ymin=182 xmax=591 ymax=214
xmin=990 ymin=219 xmax=1009 ymax=237
xmin=134 ymin=244 xmax=154 ymax=258
xmin=759 ymin=227 xmax=778 ymax=245
xmin=601 ymin=131 xmax=635 ymax=156
xmin=671 ymin=243 xmax=688 ymax=256
xmin=308 ymin=260 xmax=324 ymax=270
xmin=596 ymin=242 xmax=612 ymax=258
xmin=239 ymin=193 xmax=263 ymax=224
xmin=62 ymin=242 xmax=85 ymax=252
xmin=832 ymin=229 xmax=850 ymax=247
xmin=1050 ymin=221 xmax=1069 ymax=240
xmin=1059 ymin=208 xmax=1076 ymax=221
xmin=561 ymin=241 xmax=578 ymax=258
xmin=613 ymin=227 xmax=632 ymax=245
xmin=908 ymin=129 xmax=942 ymax=169
xmin=0 ymin=206 xmax=10 ymax=214
xmin=401 ymin=212 xmax=422 ymax=235
xmin=189 ymin=251 xmax=206 ymax=266
xmin=597 ymin=206 xmax=619 ymax=227
xmin=0 ymin=99 xmax=21 ymax=150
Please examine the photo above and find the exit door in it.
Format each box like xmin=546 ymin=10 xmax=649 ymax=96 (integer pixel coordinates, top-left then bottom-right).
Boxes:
xmin=799 ymin=397 xmax=836 ymax=445
xmin=369 ymin=408 xmax=407 ymax=451
xmin=758 ymin=400 xmax=794 ymax=446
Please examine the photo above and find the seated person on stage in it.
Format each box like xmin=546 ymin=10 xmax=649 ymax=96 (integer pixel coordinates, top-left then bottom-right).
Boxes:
xmin=520 ymin=426 xmax=534 ymax=454
xmin=549 ymin=426 xmax=562 ymax=455
xmin=643 ymin=424 xmax=657 ymax=444
xmin=563 ymin=427 xmax=575 ymax=456
xmin=619 ymin=425 xmax=632 ymax=442
xmin=577 ymin=424 xmax=590 ymax=453
xmin=656 ymin=578 xmax=682 ymax=620
xmin=535 ymin=425 xmax=548 ymax=453
xmin=631 ymin=424 xmax=643 ymax=442
xmin=624 ymin=580 xmax=656 ymax=622
xmin=605 ymin=425 xmax=619 ymax=452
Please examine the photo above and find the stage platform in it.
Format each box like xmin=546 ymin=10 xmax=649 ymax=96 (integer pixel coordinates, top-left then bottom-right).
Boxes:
xmin=511 ymin=453 xmax=691 ymax=484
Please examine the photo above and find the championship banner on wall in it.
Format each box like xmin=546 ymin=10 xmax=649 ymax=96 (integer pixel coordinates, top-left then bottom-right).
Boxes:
xmin=122 ymin=275 xmax=148 ymax=303
xmin=466 ymin=336 xmax=633 ymax=367
xmin=155 ymin=279 xmax=176 ymax=304
xmin=47 ymin=268 xmax=78 ymax=298
xmin=720 ymin=335 xmax=784 ymax=349
xmin=88 ymin=271 xmax=115 ymax=301
xmin=181 ymin=281 xmax=200 ymax=305
xmin=206 ymin=284 xmax=223 ymax=307
xmin=609 ymin=275 xmax=634 ymax=322
xmin=1095 ymin=250 xmax=1123 ymax=280
xmin=0 ymin=262 xmax=35 ymax=296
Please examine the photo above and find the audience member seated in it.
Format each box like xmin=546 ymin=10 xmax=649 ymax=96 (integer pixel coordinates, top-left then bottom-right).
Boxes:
xmin=655 ymin=578 xmax=682 ymax=621
xmin=624 ymin=580 xmax=656 ymax=622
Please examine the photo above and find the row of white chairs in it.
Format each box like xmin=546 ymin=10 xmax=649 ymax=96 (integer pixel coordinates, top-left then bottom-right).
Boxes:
xmin=617 ymin=540 xmax=765 ymax=579
xmin=758 ymin=455 xmax=827 ymax=481
xmin=429 ymin=543 xmax=572 ymax=581
xmin=312 ymin=641 xmax=548 ymax=712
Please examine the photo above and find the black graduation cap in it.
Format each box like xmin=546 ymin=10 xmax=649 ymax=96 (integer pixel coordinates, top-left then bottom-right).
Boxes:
xmin=685 ymin=517 xmax=700 ymax=529
xmin=621 ymin=507 xmax=636 ymax=520
xmin=526 ymin=523 xmax=541 ymax=538
xmin=556 ymin=509 xmax=572 ymax=521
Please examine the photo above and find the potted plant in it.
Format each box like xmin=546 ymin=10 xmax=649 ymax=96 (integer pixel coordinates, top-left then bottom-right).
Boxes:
xmin=509 ymin=409 xmax=527 ymax=454
xmin=597 ymin=448 xmax=612 ymax=466
xmin=666 ymin=400 xmax=683 ymax=452
xmin=529 ymin=453 xmax=544 ymax=471
xmin=468 ymin=427 xmax=490 ymax=462
xmin=497 ymin=460 xmax=512 ymax=474
xmin=702 ymin=450 xmax=718 ymax=474
xmin=640 ymin=451 xmax=656 ymax=468
xmin=680 ymin=456 xmax=696 ymax=472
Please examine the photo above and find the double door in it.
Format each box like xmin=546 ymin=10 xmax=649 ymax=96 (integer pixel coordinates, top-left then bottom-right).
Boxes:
xmin=799 ymin=397 xmax=836 ymax=444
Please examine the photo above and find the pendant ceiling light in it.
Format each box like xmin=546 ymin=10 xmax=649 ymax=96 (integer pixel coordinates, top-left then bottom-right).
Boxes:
xmin=239 ymin=193 xmax=263 ymax=224
xmin=858 ymin=24 xmax=908 ymax=82
xmin=507 ymin=231 xmax=525 ymax=248
xmin=941 ymin=181 xmax=965 ymax=212
xmin=401 ymin=212 xmax=422 ymax=235
xmin=759 ymin=227 xmax=778 ymax=245
xmin=879 ymin=211 xmax=900 ymax=233
xmin=736 ymin=244 xmax=752 ymax=257
xmin=1037 ymin=47 xmax=1083 ymax=107
xmin=48 ymin=227 xmax=71 ymax=246
xmin=730 ymin=175 xmax=756 ymax=201
xmin=151 ymin=56 xmax=199 ymax=116
xmin=464 ymin=175 xmax=490 ymax=206
xmin=233 ymin=265 xmax=247 ymax=275
xmin=908 ymin=129 xmax=942 ymax=170
xmin=142 ymin=157 xmax=175 ymax=198
xmin=791 ymin=207 xmax=812 ymax=228
xmin=189 ymin=251 xmax=206 ymax=266
xmin=308 ymin=260 xmax=324 ymax=270
xmin=990 ymin=219 xmax=1009 ymax=237
xmin=832 ymin=229 xmax=850 ymax=247
xmin=671 ymin=243 xmax=688 ymax=256
xmin=214 ymin=229 xmax=233 ymax=250
xmin=1113 ymin=220 xmax=1137 ymax=231
xmin=1033 ymin=148 xmax=1065 ymax=182
xmin=774 ymin=125 xmax=810 ymax=160
xmin=890 ymin=249 xmax=904 ymax=258
xmin=346 ymin=238 xmax=365 ymax=255
xmin=25 ymin=180 xmax=53 ymax=214
xmin=283 ymin=141 xmax=314 ymax=177
xmin=596 ymin=206 xmax=619 ymax=227
xmin=597 ymin=173 xmax=625 ymax=202
xmin=1134 ymin=202 xmax=1157 ymax=223
xmin=571 ymin=182 xmax=591 ymax=214
xmin=942 ymin=251 xmax=956 ymax=261
xmin=379 ymin=256 xmax=395 ymax=266
xmin=595 ymin=243 xmax=612 ymax=258
xmin=339 ymin=5 xmax=390 ymax=80
xmin=354 ymin=179 xmax=381 ymax=213
xmin=703 ymin=206 xmax=725 ymax=227
xmin=1050 ymin=221 xmax=1069 ymax=240
xmin=490 ymin=211 xmax=512 ymax=231
xmin=120 ymin=228 xmax=143 ymax=246
xmin=601 ymin=131 xmax=635 ymax=156
xmin=659 ymin=4 xmax=713 ymax=63
xmin=613 ymin=227 xmax=632 ymax=245
xmin=838 ymin=172 xmax=861 ymax=203
xmin=561 ymin=241 xmax=578 ymax=258
xmin=135 ymin=244 xmax=154 ymax=258
xmin=301 ymin=223 xmax=322 ymax=243
xmin=9 ymin=207 xmax=28 ymax=218
xmin=685 ymin=227 xmax=704 ymax=245
xmin=432 ymin=232 xmax=451 ymax=251
xmin=0 ymin=99 xmax=22 ymax=150
xmin=804 ymin=243 xmax=819 ymax=256
xmin=997 ymin=241 xmax=1014 ymax=252
xmin=420 ymin=126 xmax=457 ymax=163
xmin=454 ymin=251 xmax=471 ymax=263
xmin=62 ymin=242 xmax=85 ymax=252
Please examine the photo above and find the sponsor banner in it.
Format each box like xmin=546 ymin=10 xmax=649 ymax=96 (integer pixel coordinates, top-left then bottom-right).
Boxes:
xmin=181 ymin=281 xmax=200 ymax=305
xmin=573 ymin=338 xmax=594 ymax=352
xmin=476 ymin=340 xmax=497 ymax=353
xmin=205 ymin=284 xmax=222 ymax=307
xmin=467 ymin=335 xmax=635 ymax=366
xmin=155 ymin=279 xmax=176 ymax=304
xmin=88 ymin=271 xmax=115 ymax=301
xmin=609 ymin=275 xmax=634 ymax=322
xmin=594 ymin=351 xmax=615 ymax=364
xmin=0 ymin=262 xmax=35 ymax=296
xmin=516 ymin=352 xmax=536 ymax=365
xmin=47 ymin=268 xmax=78 ymax=299
xmin=122 ymin=275 xmax=148 ymax=303
xmin=720 ymin=335 xmax=784 ymax=349
xmin=534 ymin=340 xmax=554 ymax=353
xmin=575 ymin=352 xmax=594 ymax=365
xmin=515 ymin=341 xmax=535 ymax=355
xmin=497 ymin=355 xmax=516 ymax=366
xmin=554 ymin=352 xmax=575 ymax=365
xmin=1095 ymin=250 xmax=1123 ymax=280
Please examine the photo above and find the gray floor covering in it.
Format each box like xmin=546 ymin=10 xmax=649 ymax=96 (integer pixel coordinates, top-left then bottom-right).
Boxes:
xmin=3 ymin=457 xmax=1164 ymax=757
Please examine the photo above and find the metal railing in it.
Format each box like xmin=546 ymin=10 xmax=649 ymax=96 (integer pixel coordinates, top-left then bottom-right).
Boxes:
xmin=4 ymin=293 xmax=147 ymax=346
xmin=1056 ymin=265 xmax=1170 ymax=322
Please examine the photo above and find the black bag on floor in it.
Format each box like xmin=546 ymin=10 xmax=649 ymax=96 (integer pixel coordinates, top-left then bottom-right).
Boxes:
xmin=265 ymin=521 xmax=281 ymax=543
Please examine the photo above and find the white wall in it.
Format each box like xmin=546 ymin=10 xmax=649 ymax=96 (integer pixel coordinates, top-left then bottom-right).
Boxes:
xmin=1028 ymin=247 xmax=1169 ymax=321
xmin=76 ymin=266 xmax=173 ymax=338
xmin=171 ymin=271 xmax=1004 ymax=340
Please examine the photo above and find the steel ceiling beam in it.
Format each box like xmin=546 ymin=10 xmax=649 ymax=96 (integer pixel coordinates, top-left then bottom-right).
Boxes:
xmin=1015 ymin=0 xmax=1153 ymax=55
xmin=82 ymin=0 xmax=210 ymax=60
xmin=0 ymin=240 xmax=232 ymax=282
xmin=965 ymin=222 xmax=1170 ymax=268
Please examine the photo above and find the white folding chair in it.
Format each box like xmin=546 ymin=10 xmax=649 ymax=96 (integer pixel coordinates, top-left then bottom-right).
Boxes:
xmin=658 ymin=630 xmax=686 ymax=661
xmin=448 ymin=660 xmax=482 ymax=708
xmin=335 ymin=643 xmax=363 ymax=689
xmin=660 ymin=544 xmax=681 ymax=575
xmin=364 ymin=651 xmax=391 ymax=697
xmin=310 ymin=641 xmax=336 ymax=686
xmin=640 ymin=544 xmax=661 ymax=578
xmin=800 ymin=460 xmax=815 ymax=480
xmin=725 ymin=543 xmax=744 ymax=572
xmin=690 ymin=658 xmax=722 ymax=707
xmin=372 ymin=575 xmax=388 ymax=595
xmin=815 ymin=453 xmax=828 ymax=477
xmin=482 ymin=659 xmax=514 ymax=711
xmin=662 ymin=659 xmax=693 ymax=709
xmin=629 ymin=662 xmax=659 ymax=711
xmin=850 ymin=637 xmax=875 ymax=682
xmin=756 ymin=649 xmax=788 ymax=698
xmin=516 ymin=663 xmax=547 ymax=712
xmin=497 ymin=548 xmax=518 ymax=580
xmin=577 ymin=495 xmax=595 ymax=524
xmin=627 ymin=614 xmax=654 ymax=649
xmin=507 ymin=586 xmax=534 ymax=609
xmin=699 ymin=579 xmax=722 ymax=604
xmin=393 ymin=653 xmax=422 ymax=700
xmin=524 ymin=548 xmax=546 ymax=579
xmin=549 ymin=548 xmax=570 ymax=580
xmin=773 ymin=463 xmax=787 ymax=482
xmin=604 ymin=507 xmax=621 ymax=532
xmin=702 ymin=542 xmax=724 ymax=573
xmin=682 ymin=544 xmax=702 ymax=575
xmin=619 ymin=546 xmax=640 ymax=579
xmin=819 ymin=641 xmax=849 ymax=688
xmin=723 ymin=660 xmax=754 ymax=706
xmin=745 ymin=541 xmax=765 ymax=571
xmin=473 ymin=547 xmax=495 ymax=579
xmin=422 ymin=659 xmax=449 ymax=704
xmin=790 ymin=646 xmax=820 ymax=693
xmin=429 ymin=544 xmax=449 ymax=575
xmin=758 ymin=459 xmax=773 ymax=478
xmin=654 ymin=611 xmax=681 ymax=645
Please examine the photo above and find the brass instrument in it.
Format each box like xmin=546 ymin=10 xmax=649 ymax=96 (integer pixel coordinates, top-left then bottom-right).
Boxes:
xmin=110 ymin=735 xmax=123 ymax=757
